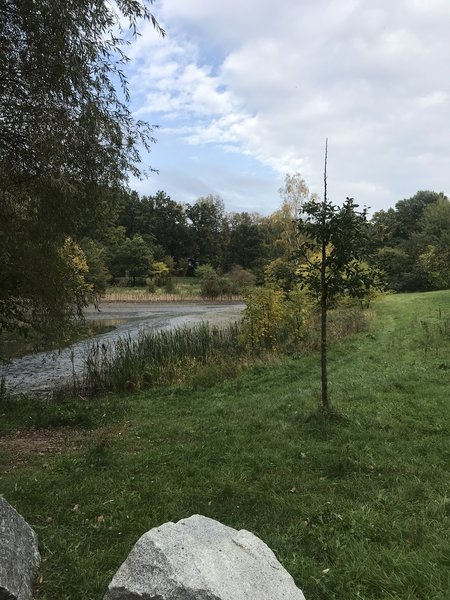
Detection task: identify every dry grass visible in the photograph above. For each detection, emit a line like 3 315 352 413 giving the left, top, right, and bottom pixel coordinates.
102 292 242 303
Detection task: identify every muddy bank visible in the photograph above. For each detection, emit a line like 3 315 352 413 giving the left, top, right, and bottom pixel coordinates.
0 302 243 395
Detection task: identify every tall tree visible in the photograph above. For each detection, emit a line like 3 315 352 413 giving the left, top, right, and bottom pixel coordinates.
263 173 314 292
393 191 445 241
186 195 226 268
116 191 144 239
266 173 313 261
415 197 450 289
370 190 448 292
0 0 163 339
107 234 153 284
297 142 379 413
227 212 266 272
146 191 192 262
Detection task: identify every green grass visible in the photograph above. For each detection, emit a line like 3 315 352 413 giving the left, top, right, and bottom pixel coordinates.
173 276 202 295
0 291 449 599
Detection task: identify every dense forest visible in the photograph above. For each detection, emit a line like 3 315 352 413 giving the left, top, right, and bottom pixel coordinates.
80 186 450 296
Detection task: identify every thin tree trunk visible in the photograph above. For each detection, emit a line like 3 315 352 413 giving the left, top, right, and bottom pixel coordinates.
321 241 329 411
321 138 329 411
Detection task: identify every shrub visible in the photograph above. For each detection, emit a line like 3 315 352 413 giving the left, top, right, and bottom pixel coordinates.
196 264 217 279
149 261 170 286
264 258 298 294
284 287 314 348
131 277 147 287
240 287 287 351
227 265 256 292
200 273 232 299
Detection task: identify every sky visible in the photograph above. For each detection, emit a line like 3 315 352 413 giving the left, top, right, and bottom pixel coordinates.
125 0 450 216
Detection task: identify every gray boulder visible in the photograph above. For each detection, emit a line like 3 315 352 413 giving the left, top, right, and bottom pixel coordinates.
0 496 40 600
104 514 306 600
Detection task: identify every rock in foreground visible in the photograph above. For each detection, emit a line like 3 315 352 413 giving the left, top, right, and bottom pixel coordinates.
104 514 306 600
0 496 41 600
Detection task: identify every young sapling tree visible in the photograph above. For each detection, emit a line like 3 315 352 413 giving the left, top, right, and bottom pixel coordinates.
297 141 380 413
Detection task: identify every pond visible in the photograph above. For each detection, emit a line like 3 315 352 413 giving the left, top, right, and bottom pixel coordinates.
0 302 244 395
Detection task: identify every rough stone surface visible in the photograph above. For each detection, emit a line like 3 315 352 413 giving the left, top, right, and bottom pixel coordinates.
0 496 40 600
104 514 306 600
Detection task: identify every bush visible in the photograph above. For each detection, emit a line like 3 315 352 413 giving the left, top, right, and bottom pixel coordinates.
149 261 171 286
284 287 314 348
196 264 217 279
200 273 232 299
240 287 287 351
81 238 110 298
227 265 256 292
131 277 147 287
264 258 298 294
110 276 148 287
240 284 347 353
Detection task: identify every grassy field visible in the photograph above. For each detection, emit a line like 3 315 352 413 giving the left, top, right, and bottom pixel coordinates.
0 291 449 599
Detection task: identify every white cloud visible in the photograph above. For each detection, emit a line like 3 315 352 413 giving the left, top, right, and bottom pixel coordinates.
127 0 450 213
417 91 449 109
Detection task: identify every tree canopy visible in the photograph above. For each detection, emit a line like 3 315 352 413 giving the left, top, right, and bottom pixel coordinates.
371 191 449 291
297 195 380 411
0 0 162 339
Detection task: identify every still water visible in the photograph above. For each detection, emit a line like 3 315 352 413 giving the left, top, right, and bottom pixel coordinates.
0 302 243 395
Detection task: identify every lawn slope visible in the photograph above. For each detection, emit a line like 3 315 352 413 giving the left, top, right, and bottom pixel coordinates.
0 291 449 599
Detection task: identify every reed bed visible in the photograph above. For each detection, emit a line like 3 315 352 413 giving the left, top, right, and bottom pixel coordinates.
81 321 242 394
102 292 242 303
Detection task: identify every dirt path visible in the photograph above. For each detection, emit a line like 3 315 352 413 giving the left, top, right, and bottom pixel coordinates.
0 302 243 395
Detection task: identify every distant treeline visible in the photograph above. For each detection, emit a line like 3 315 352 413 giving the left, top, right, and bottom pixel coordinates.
82 188 449 294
